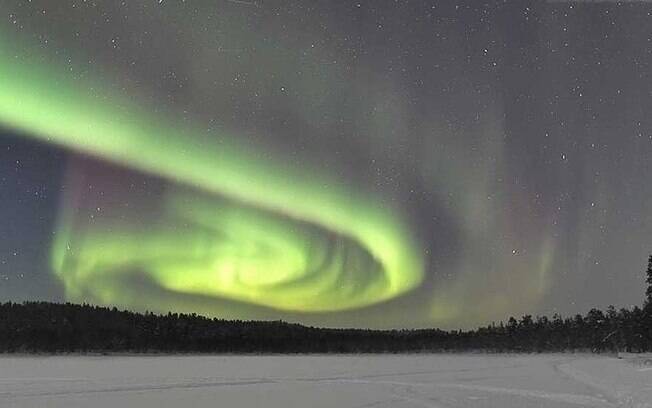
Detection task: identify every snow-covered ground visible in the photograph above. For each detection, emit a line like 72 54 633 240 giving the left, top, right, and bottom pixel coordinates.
0 354 650 407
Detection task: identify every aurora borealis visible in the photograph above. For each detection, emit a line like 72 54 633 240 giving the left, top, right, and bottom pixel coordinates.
0 26 423 313
1 1 651 328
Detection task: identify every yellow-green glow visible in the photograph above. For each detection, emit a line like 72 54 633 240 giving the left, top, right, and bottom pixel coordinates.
0 33 424 312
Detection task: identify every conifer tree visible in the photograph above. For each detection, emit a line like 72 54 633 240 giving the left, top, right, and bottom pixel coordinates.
646 254 652 308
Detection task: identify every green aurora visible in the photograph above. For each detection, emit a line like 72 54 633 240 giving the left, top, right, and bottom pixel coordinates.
0 30 424 313
7 1 649 329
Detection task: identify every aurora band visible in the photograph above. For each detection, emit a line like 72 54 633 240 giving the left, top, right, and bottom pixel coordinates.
0 32 424 313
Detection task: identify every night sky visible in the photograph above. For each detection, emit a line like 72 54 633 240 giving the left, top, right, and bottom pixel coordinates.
0 1 651 329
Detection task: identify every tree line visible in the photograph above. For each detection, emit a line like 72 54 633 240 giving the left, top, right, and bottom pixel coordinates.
1 255 651 354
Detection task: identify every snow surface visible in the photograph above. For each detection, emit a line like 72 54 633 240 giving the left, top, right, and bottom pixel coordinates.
0 354 650 407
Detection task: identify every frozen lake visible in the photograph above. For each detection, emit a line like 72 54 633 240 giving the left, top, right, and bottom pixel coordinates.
1 354 650 408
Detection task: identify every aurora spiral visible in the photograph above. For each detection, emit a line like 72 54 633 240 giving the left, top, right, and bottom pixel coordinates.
4 1 651 329
0 27 423 314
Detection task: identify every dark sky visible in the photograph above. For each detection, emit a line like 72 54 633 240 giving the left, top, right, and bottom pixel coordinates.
0 0 651 329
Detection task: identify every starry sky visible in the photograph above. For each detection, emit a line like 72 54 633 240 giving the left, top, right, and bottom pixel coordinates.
0 0 651 329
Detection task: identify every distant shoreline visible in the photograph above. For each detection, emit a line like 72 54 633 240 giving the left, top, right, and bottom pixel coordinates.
2 300 650 354
0 351 603 357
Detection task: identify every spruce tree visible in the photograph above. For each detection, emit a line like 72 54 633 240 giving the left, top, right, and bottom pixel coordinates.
646 254 652 307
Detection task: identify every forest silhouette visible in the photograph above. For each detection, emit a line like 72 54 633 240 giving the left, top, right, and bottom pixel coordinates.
1 255 651 353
